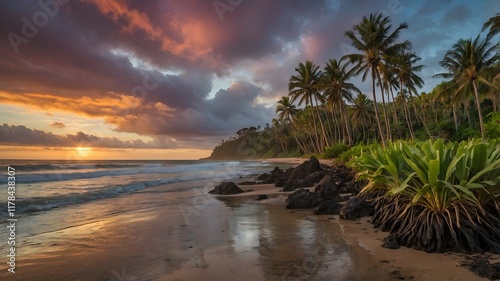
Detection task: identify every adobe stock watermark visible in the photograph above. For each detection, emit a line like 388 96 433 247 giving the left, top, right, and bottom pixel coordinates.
213 0 244 21
339 0 404 56
110 267 138 281
7 0 71 54
282 235 334 281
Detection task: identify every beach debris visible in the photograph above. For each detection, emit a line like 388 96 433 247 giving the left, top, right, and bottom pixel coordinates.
339 197 373 220
313 200 342 215
381 234 400 249
285 188 323 209
208 181 244 195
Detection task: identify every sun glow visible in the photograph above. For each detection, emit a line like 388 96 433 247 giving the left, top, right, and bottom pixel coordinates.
75 147 92 158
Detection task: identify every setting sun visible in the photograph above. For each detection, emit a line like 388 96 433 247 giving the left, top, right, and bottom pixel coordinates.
75 147 92 158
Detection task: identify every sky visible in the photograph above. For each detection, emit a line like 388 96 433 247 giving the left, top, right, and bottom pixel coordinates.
0 0 498 160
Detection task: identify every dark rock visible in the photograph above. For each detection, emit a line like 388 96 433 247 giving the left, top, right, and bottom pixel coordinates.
308 170 328 184
339 197 373 220
282 178 313 192
288 161 309 181
270 167 284 177
288 156 323 182
315 175 341 200
382 234 400 249
256 194 268 201
313 200 342 215
275 167 295 187
256 173 269 181
285 189 323 209
463 255 500 280
208 181 244 195
307 156 322 174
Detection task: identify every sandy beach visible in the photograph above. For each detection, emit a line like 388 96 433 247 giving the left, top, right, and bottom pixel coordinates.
1 158 496 281
211 157 497 281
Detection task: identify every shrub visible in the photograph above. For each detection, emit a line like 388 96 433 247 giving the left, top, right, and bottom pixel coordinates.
485 112 500 139
322 143 350 159
349 139 500 253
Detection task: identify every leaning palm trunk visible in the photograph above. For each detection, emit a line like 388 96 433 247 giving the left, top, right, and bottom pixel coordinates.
340 101 354 145
371 70 386 146
389 88 401 139
377 71 392 140
313 96 330 148
308 96 322 153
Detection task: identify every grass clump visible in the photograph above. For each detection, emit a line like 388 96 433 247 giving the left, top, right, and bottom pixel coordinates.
349 139 500 253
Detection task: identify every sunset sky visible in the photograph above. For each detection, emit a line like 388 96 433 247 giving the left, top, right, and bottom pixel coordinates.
0 0 498 160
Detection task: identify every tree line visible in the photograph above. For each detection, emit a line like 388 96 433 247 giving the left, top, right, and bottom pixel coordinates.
207 12 499 160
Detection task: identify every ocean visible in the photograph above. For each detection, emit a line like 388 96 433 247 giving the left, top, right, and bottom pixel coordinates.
0 160 271 216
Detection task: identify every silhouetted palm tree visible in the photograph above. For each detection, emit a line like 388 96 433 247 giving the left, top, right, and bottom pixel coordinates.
320 58 360 145
276 96 308 153
344 12 410 146
483 13 500 36
288 61 328 152
435 35 499 139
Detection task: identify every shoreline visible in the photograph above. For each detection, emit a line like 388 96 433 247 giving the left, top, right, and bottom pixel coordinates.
213 158 497 281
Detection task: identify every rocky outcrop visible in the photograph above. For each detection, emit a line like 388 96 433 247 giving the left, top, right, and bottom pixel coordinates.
208 181 244 195
339 197 373 220
285 189 323 209
313 200 342 215
289 156 322 182
314 175 341 201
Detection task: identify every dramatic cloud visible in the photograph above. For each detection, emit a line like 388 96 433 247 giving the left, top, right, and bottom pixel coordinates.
0 0 498 150
0 123 178 148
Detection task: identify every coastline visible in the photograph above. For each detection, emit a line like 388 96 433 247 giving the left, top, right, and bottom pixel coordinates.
213 157 497 281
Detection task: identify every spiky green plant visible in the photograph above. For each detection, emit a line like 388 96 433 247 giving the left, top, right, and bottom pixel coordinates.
349 139 500 253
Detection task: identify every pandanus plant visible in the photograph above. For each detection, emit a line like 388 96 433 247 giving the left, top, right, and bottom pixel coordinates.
349 139 500 253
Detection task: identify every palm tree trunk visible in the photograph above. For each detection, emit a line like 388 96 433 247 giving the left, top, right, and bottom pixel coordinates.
313 96 330 148
389 88 401 139
452 104 458 131
340 101 353 145
371 69 386 147
376 70 391 140
308 96 322 153
472 81 485 140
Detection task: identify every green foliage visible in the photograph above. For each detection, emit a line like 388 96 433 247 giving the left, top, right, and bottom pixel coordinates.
349 139 500 253
321 143 350 159
339 144 366 163
485 112 500 139
451 127 481 141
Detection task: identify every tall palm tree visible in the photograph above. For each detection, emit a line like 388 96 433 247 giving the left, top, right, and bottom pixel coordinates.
483 13 500 36
351 93 374 141
288 61 328 152
276 96 308 153
394 51 431 138
320 58 360 145
344 12 410 146
434 35 499 139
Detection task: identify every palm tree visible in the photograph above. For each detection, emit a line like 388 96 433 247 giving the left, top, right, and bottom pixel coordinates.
344 12 410 146
434 35 499 139
276 96 308 153
394 51 430 138
483 13 500 36
320 58 360 145
351 93 374 141
288 61 329 152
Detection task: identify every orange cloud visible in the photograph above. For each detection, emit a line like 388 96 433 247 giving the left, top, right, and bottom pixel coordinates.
0 91 144 117
83 0 215 63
